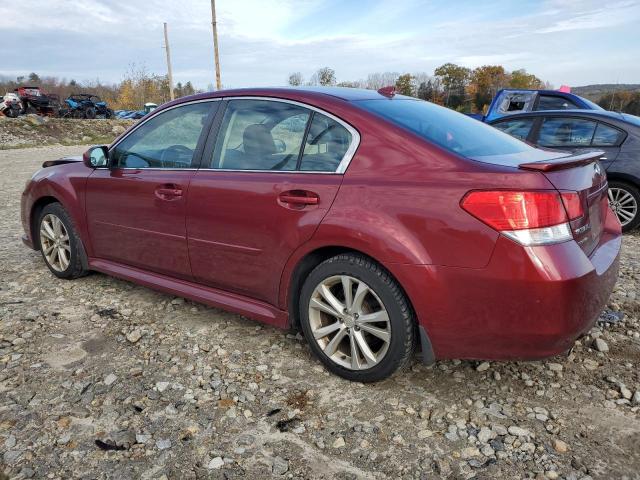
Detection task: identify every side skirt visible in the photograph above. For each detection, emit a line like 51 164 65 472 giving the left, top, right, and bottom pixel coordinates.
89 258 289 329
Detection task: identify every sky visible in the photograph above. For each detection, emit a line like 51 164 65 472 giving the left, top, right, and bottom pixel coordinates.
1 0 639 89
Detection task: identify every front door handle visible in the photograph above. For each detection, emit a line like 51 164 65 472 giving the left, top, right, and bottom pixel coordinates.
278 190 319 208
155 184 183 200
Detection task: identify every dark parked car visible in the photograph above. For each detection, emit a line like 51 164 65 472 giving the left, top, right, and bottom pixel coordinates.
21 87 621 382
490 110 640 231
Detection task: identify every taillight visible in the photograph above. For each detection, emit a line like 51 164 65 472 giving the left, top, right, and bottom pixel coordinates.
461 190 582 246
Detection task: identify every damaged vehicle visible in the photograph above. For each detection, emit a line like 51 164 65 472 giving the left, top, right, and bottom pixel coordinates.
0 92 22 118
15 86 61 116
471 88 604 122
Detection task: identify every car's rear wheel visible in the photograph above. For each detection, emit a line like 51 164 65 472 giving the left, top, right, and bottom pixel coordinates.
38 203 88 279
608 181 639 232
299 253 416 382
84 107 96 119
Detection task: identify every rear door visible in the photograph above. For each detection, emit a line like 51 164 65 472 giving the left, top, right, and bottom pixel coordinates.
533 116 624 169
86 100 218 280
186 98 358 305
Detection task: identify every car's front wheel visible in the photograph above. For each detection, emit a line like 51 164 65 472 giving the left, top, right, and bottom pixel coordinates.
608 181 640 232
38 203 88 279
299 253 416 382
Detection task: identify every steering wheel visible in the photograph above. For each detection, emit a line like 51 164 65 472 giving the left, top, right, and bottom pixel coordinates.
160 144 193 168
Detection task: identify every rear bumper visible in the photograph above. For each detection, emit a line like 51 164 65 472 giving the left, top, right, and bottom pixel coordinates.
392 209 621 361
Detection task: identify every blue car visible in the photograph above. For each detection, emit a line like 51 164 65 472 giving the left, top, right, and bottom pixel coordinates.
473 89 603 123
490 109 640 231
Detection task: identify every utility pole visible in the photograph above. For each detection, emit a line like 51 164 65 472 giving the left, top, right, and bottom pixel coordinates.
163 22 175 101
210 0 222 90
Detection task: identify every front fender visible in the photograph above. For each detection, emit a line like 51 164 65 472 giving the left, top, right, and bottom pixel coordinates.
25 163 91 254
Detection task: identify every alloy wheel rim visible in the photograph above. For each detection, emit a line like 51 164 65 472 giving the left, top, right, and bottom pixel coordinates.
608 187 638 227
40 214 71 272
308 275 391 370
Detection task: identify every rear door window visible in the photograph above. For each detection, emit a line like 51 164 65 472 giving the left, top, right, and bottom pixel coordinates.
211 99 310 171
537 117 597 147
492 118 535 141
535 95 580 111
299 113 352 171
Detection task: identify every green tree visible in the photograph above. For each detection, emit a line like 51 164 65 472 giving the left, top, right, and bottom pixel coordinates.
395 74 415 96
434 63 470 108
27 72 41 84
509 69 545 89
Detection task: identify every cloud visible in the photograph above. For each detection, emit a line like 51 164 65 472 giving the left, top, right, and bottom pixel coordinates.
0 0 638 89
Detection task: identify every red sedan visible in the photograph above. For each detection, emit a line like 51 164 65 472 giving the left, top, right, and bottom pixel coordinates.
21 87 621 382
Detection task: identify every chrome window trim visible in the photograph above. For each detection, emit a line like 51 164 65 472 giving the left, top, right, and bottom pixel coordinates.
203 96 361 174
108 98 222 153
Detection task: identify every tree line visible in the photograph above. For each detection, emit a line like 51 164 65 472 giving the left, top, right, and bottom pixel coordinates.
0 65 199 111
288 64 550 113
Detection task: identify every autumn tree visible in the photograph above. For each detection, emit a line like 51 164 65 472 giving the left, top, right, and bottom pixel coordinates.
395 74 415 96
417 79 442 103
509 69 545 89
469 65 509 111
434 63 470 109
288 72 303 86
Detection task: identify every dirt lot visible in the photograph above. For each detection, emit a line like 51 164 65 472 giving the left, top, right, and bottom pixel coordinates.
1 146 639 480
0 117 134 150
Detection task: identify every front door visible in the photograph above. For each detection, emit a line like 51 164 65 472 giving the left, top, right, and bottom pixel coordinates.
187 98 357 305
86 100 217 280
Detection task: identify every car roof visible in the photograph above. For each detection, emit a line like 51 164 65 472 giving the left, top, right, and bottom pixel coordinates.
490 109 629 123
180 86 404 103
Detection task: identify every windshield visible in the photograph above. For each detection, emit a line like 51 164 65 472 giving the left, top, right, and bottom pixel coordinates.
356 98 534 158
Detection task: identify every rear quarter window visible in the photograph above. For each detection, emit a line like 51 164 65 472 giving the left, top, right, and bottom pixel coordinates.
356 99 533 158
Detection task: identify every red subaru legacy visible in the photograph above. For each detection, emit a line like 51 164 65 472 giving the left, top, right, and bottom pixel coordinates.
21 87 621 382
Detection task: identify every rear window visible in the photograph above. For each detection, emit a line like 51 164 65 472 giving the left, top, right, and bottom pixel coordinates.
356 98 533 157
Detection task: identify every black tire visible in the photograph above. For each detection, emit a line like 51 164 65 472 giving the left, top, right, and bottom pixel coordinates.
608 181 640 232
37 203 89 279
84 107 96 119
105 109 114 119
299 253 416 382
6 105 19 118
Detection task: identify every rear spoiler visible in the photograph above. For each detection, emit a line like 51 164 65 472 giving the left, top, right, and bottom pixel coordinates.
519 151 605 172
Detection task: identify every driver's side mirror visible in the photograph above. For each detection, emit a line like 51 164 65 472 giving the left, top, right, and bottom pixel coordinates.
83 145 109 168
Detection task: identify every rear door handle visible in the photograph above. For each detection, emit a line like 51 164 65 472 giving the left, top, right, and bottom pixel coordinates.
278 190 319 207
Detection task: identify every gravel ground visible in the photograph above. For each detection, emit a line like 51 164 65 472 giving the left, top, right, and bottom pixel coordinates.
1 146 639 480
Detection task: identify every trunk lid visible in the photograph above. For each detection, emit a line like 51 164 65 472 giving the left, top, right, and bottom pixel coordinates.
519 151 608 255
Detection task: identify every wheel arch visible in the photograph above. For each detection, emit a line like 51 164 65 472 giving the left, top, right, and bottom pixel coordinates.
30 195 62 250
606 172 640 188
281 244 435 365
282 244 411 327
